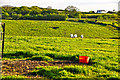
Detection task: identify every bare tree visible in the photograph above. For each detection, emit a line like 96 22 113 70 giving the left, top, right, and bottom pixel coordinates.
65 5 79 12
47 6 52 9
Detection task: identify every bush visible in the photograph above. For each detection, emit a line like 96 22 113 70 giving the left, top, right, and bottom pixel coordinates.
20 14 68 21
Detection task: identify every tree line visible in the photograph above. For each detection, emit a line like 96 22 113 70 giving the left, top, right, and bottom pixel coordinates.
1 5 118 21
2 5 81 20
2 6 65 20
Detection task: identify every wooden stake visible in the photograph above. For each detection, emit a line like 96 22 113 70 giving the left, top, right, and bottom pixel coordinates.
1 23 5 58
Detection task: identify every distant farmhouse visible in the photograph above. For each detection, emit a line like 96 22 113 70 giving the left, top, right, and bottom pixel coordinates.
96 10 106 13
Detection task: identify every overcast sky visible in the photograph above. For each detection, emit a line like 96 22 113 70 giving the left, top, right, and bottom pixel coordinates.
0 0 119 12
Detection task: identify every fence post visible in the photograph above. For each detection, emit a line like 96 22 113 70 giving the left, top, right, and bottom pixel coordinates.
1 23 5 58
1 32 2 41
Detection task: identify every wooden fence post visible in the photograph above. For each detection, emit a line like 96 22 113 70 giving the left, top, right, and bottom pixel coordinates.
1 23 5 58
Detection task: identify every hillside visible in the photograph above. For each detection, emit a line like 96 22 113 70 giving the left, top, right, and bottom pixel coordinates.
3 36 119 79
1 20 119 79
3 20 118 39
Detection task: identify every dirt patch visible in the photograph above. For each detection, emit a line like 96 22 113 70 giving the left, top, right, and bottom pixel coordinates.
2 60 81 78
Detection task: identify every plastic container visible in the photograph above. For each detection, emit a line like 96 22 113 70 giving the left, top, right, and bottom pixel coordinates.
79 56 89 64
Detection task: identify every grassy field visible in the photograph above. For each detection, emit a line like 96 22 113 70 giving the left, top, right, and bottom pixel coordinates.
3 36 119 79
3 20 118 38
2 20 119 79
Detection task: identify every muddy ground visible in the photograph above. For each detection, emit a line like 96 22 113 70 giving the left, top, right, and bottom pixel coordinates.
2 60 83 78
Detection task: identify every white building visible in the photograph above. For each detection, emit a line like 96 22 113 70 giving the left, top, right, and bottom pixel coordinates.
96 10 106 13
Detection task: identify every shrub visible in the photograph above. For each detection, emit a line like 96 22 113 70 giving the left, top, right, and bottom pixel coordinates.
17 14 68 21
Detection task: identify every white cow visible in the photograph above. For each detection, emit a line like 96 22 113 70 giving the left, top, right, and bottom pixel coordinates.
81 34 83 39
74 34 77 38
70 34 73 38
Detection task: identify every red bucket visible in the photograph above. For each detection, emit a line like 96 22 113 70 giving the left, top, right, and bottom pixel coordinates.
79 56 89 64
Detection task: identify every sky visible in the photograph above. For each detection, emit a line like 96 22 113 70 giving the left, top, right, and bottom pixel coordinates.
0 0 119 12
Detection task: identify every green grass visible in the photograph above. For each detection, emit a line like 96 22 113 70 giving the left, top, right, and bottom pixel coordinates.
2 20 119 79
3 36 119 79
2 75 27 80
32 65 119 79
3 20 118 38
4 36 118 59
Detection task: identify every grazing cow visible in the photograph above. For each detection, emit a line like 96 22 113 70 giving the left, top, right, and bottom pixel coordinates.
74 34 77 38
81 34 83 39
70 34 73 38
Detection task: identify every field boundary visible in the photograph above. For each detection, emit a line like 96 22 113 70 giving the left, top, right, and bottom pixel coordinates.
67 19 120 30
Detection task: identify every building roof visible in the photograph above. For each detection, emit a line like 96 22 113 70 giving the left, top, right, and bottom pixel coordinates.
97 10 106 11
97 10 106 13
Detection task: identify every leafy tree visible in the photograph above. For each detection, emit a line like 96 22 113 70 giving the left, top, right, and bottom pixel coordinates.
74 12 82 18
17 14 23 19
65 5 79 18
24 14 32 19
11 7 20 14
30 6 42 15
2 7 6 12
2 10 5 14
31 6 40 9
41 9 58 15
89 11 95 14
30 9 42 15
4 12 9 17
2 12 10 19
12 13 19 20
19 6 30 15
2 5 13 12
